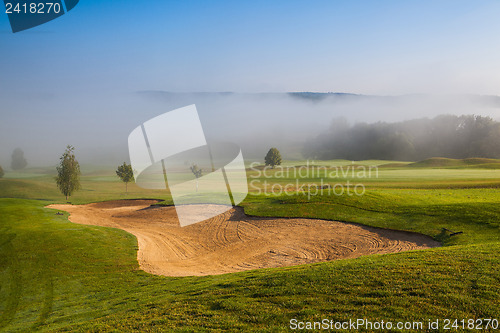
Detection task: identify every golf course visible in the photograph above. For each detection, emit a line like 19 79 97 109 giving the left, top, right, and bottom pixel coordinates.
0 158 499 332
4 0 500 331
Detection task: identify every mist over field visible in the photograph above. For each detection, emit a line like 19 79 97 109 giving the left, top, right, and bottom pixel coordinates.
1 91 500 168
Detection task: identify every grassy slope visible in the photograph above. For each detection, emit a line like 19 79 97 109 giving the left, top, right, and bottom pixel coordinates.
407 157 500 168
0 162 499 332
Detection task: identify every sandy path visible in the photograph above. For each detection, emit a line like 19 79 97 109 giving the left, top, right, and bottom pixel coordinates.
47 200 440 276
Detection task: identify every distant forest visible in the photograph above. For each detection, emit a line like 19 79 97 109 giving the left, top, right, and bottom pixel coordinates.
304 115 500 161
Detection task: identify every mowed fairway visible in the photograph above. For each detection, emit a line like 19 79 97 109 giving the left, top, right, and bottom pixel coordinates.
0 160 499 332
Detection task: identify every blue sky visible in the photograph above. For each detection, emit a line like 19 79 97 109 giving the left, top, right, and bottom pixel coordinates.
2 0 500 95
3 1 500 166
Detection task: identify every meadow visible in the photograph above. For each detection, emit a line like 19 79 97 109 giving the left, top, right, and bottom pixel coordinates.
0 159 499 332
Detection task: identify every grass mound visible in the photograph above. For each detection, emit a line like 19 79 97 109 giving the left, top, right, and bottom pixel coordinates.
463 158 500 165
408 157 500 168
409 157 464 168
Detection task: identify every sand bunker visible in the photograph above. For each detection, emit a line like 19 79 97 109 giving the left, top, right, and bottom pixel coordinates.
47 200 439 276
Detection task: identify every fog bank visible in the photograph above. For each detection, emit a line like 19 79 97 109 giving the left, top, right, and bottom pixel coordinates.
1 91 500 168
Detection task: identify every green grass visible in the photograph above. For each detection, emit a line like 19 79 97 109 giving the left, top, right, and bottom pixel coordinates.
248 159 412 168
0 172 173 205
407 157 500 168
0 161 499 331
241 188 500 246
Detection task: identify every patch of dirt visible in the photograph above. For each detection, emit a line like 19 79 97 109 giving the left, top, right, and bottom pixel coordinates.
47 200 440 276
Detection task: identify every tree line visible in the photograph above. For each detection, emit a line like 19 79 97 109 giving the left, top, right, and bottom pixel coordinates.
303 114 500 161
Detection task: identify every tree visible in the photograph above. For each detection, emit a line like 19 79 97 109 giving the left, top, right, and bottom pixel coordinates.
190 164 202 192
11 148 27 170
0 165 4 178
116 162 134 192
55 146 81 200
265 148 282 168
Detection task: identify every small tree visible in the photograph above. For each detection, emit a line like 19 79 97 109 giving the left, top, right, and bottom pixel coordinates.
116 162 134 192
265 147 282 169
55 145 81 200
190 164 202 192
0 165 4 178
11 148 27 170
